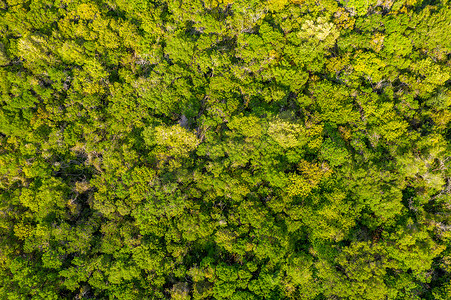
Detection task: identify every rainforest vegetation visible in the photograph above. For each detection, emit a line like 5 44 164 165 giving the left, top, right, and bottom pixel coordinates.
1 0 451 298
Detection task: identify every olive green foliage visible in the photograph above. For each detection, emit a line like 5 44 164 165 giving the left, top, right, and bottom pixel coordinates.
0 0 451 299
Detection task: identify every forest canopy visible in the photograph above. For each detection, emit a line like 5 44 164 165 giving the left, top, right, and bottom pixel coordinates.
1 0 451 299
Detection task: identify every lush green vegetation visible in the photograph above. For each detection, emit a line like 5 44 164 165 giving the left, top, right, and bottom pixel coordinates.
1 0 451 298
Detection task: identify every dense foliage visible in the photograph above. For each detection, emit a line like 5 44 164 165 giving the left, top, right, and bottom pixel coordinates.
1 0 451 298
